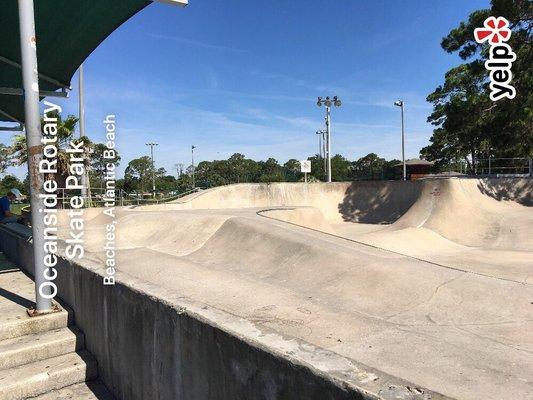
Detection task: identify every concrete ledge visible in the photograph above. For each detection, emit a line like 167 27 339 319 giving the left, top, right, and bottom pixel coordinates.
0 224 447 400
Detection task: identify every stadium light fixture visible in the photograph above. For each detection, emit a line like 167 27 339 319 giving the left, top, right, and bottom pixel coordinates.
317 96 342 183
394 100 406 180
146 142 159 196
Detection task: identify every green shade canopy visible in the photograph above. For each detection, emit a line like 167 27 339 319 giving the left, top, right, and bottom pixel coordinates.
0 0 153 123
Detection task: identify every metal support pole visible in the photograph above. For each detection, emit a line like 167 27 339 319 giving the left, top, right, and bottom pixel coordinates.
322 131 326 176
529 158 532 177
145 142 158 197
326 106 332 183
191 145 196 188
488 156 492 176
18 0 52 312
78 64 88 200
315 129 326 178
317 97 340 182
400 104 406 181
79 65 85 137
150 146 155 196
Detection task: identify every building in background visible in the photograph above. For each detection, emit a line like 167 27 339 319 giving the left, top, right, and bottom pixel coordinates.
395 159 434 180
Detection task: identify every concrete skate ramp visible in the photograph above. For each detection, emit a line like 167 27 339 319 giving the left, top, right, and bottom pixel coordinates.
476 177 532 205
67 205 532 400
158 178 532 250
31 177 531 399
387 178 532 248
82 211 231 255
157 181 423 224
248 179 532 283
235 179 531 248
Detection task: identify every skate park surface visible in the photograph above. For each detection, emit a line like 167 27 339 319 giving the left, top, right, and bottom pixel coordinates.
61 178 531 399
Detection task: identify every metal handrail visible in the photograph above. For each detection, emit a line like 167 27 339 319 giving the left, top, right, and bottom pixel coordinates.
51 186 204 209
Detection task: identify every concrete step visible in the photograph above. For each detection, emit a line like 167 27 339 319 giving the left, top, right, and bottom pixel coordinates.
27 380 115 400
0 255 72 341
0 327 84 370
0 309 71 342
0 350 97 400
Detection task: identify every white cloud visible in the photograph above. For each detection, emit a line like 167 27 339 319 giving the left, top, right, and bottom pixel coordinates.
147 33 249 54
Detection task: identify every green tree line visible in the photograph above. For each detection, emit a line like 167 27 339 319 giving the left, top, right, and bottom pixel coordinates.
112 152 402 195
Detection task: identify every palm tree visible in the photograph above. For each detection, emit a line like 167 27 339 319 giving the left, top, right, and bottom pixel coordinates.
0 143 11 174
9 111 90 189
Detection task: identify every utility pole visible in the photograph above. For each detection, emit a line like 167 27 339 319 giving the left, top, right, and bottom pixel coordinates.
317 96 341 182
191 145 196 188
316 130 322 157
394 100 406 181
316 129 326 176
146 142 158 197
78 64 89 202
326 106 331 183
18 0 52 313
79 65 85 138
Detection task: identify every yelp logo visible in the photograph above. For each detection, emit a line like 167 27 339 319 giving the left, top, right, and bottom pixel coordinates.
474 16 511 44
474 16 516 101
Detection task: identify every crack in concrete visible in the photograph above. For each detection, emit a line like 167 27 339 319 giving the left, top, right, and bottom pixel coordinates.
384 276 462 320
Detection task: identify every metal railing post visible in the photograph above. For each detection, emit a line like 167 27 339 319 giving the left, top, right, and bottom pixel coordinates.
18 0 52 312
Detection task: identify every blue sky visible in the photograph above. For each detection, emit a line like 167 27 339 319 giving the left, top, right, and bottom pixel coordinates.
4 0 489 178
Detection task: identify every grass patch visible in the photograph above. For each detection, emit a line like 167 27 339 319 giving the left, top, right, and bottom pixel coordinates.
11 203 29 215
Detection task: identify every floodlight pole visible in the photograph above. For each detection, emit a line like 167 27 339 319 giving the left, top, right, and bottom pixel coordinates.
317 96 341 183
18 0 52 312
401 104 406 181
394 100 406 181
191 145 196 189
146 142 158 197
315 130 322 158
322 131 326 175
316 129 326 175
326 106 332 183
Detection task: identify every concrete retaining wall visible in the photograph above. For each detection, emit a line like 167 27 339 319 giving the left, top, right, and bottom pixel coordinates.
0 224 443 400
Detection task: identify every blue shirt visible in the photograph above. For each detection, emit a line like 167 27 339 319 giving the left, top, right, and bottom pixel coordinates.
0 196 10 219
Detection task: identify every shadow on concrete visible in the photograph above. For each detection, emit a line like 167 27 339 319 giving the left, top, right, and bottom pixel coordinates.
338 181 421 223
74 348 116 399
476 178 532 206
0 286 34 309
84 380 116 399
0 253 18 274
